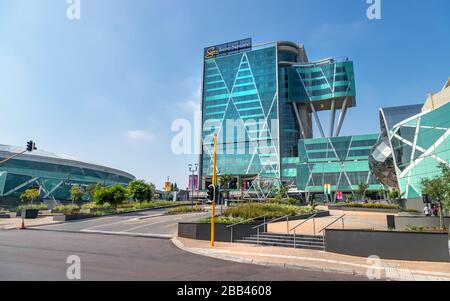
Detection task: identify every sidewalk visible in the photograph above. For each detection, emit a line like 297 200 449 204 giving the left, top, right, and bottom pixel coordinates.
0 217 61 230
173 237 450 281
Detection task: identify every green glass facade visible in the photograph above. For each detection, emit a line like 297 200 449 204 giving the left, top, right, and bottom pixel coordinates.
0 145 134 201
199 40 365 193
371 102 450 198
287 60 356 105
296 134 383 192
201 45 280 183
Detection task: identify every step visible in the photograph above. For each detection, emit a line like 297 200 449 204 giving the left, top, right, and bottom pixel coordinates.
258 233 324 240
249 234 324 242
242 237 324 246
235 240 324 250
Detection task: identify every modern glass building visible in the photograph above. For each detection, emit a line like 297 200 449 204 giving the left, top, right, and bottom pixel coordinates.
297 134 383 198
0 144 135 201
370 78 450 198
199 39 360 189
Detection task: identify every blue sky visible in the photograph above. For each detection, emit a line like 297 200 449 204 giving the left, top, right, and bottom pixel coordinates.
0 0 449 189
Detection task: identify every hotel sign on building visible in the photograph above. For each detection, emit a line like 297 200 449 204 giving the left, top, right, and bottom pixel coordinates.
204 38 252 59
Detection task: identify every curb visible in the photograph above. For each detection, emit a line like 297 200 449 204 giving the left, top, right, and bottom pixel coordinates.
27 227 173 240
170 237 450 281
171 237 366 278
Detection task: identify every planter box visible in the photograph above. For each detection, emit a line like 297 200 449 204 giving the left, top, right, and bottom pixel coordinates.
178 222 267 243
325 229 450 262
21 209 39 219
328 205 400 213
387 215 450 231
53 213 96 222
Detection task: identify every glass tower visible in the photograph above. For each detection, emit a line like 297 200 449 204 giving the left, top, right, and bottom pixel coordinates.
199 40 358 190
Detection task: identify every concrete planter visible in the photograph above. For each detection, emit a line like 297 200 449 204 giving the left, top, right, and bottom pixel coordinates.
325 229 450 262
21 209 39 219
178 222 267 243
53 213 96 222
387 215 450 231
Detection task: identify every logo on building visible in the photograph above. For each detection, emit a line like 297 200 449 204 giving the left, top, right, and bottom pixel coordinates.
204 38 252 60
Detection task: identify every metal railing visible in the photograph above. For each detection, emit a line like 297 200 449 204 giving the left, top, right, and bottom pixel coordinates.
253 215 291 245
289 214 318 248
318 214 346 234
226 214 268 243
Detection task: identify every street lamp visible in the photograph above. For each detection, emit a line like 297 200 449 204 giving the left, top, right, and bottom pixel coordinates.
188 163 198 208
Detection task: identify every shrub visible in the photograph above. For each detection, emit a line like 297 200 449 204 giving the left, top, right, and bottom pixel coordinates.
16 204 48 212
343 203 400 210
133 200 175 210
405 225 442 232
53 205 80 215
81 203 112 210
286 198 298 206
166 206 204 215
223 203 314 220
196 216 252 225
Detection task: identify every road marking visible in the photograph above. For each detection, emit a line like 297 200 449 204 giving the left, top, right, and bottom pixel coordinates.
83 214 165 231
81 229 172 239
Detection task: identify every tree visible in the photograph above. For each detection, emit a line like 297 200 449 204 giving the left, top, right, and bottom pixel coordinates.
86 183 104 201
356 183 369 201
20 188 40 205
110 185 128 207
93 186 113 206
219 174 233 202
238 178 245 201
70 185 84 205
421 163 450 230
377 187 386 202
128 180 155 204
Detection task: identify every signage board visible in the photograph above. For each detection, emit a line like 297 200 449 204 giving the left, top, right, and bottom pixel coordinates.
204 38 252 59
189 175 199 192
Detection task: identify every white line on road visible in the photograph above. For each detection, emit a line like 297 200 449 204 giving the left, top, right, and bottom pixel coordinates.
81 229 172 239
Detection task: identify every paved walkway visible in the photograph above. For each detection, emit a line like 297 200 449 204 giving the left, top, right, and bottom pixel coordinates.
0 216 60 230
268 206 394 235
173 237 450 281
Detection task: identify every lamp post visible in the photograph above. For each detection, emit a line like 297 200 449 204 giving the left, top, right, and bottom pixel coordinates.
188 163 198 208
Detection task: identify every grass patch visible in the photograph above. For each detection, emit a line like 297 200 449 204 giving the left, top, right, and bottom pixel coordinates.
223 203 315 220
52 205 80 215
405 224 446 232
342 203 400 210
196 216 252 225
16 204 48 212
166 206 204 215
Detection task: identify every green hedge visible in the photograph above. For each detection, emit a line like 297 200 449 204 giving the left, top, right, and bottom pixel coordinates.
342 203 400 210
16 204 48 212
197 216 252 225
166 206 204 215
223 203 314 220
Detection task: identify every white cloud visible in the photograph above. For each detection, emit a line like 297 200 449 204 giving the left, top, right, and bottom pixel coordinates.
176 77 201 113
125 130 154 141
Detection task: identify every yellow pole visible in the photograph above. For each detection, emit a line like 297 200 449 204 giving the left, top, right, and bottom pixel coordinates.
211 134 217 247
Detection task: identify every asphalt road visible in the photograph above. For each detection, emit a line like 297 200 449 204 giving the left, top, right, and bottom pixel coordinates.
0 230 367 281
33 208 211 238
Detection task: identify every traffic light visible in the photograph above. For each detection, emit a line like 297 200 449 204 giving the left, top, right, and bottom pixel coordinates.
207 185 215 201
26 141 36 152
207 185 219 202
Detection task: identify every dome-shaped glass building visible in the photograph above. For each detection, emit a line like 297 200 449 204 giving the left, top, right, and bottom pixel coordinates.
0 144 135 201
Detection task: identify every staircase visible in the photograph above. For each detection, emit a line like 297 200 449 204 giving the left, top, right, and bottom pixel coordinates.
236 233 324 250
